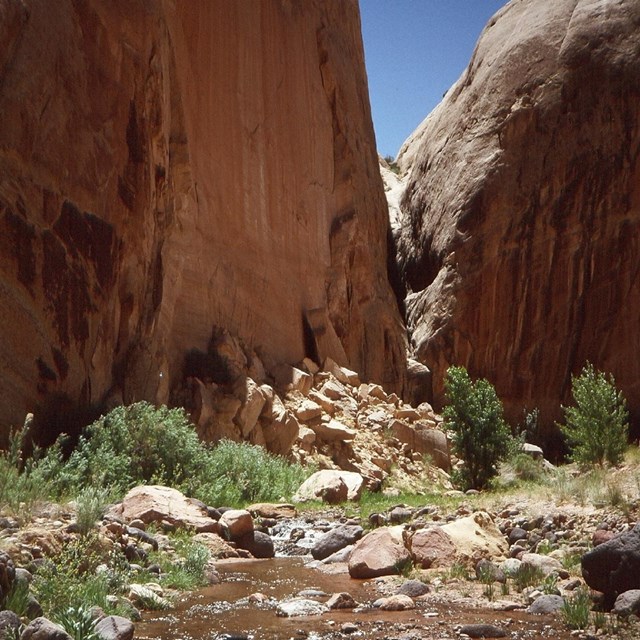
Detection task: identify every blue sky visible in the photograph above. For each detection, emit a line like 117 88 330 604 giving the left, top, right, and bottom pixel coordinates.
360 0 508 158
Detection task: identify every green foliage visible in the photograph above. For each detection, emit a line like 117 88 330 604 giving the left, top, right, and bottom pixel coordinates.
32 535 129 619
562 587 592 630
147 532 211 591
55 605 100 640
27 402 308 507
0 425 53 511
39 403 211 498
443 366 513 490
560 363 629 467
513 564 544 591
75 486 111 536
2 579 30 617
196 439 309 507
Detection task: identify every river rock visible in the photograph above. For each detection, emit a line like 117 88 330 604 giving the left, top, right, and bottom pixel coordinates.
192 532 239 559
311 524 363 560
527 594 565 614
613 589 640 617
276 599 328 617
322 545 354 564
246 503 297 520
582 524 640 606
0 551 15 600
326 592 358 609
373 594 415 611
219 510 254 540
348 526 410 578
459 624 506 638
21 617 72 640
440 512 508 561
234 531 275 559
294 470 364 503
520 553 564 577
112 486 219 534
396 579 430 598
94 616 134 640
407 526 456 569
0 611 21 639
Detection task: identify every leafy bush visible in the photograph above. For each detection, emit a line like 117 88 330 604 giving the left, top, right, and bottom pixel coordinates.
443 366 513 490
75 486 110 536
28 402 310 507
197 439 309 507
32 535 128 619
559 363 629 467
40 403 211 497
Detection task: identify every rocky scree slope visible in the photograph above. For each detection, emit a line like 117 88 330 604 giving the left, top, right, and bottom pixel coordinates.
392 0 640 439
0 0 405 444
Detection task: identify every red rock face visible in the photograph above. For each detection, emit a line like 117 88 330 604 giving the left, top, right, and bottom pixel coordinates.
396 0 640 442
0 0 405 442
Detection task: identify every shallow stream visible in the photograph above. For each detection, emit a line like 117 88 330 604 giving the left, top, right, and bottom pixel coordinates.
136 556 577 640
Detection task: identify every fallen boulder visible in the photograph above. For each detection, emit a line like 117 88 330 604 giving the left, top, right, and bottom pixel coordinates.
348 526 410 578
112 486 219 533
582 523 640 606
311 524 363 560
294 470 364 503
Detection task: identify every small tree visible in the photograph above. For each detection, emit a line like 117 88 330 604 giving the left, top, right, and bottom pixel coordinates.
443 366 512 490
560 363 628 467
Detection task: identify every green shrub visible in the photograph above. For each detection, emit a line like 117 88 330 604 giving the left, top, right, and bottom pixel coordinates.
55 605 100 640
443 366 513 490
559 363 629 467
75 486 110 536
562 587 592 630
32 536 128 619
197 440 309 507
40 402 211 498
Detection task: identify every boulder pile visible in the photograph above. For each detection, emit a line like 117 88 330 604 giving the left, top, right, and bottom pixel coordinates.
177 328 451 491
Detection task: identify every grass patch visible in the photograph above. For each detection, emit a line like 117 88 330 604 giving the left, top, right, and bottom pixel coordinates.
32 535 130 620
562 587 592 630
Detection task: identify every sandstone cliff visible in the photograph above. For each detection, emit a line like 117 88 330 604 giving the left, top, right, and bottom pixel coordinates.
0 0 406 442
396 0 640 438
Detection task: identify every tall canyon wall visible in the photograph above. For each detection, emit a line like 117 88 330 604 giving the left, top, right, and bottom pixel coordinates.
0 0 406 442
396 0 640 442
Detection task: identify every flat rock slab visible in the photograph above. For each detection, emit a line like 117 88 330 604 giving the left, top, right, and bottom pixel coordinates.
113 485 219 533
459 624 506 638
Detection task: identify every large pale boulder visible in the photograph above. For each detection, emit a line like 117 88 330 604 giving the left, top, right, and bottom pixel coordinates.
112 485 219 533
395 0 640 442
294 470 364 503
309 419 356 443
348 526 410 579
440 512 508 562
0 0 406 445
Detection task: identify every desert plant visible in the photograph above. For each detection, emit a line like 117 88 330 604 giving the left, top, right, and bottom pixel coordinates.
513 564 544 591
32 535 128 619
196 439 309 507
55 605 100 640
562 587 592 630
559 363 629 467
75 486 111 536
443 366 513 490
39 402 211 498
2 579 30 618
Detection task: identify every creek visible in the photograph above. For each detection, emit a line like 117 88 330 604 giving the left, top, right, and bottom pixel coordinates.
135 556 577 640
